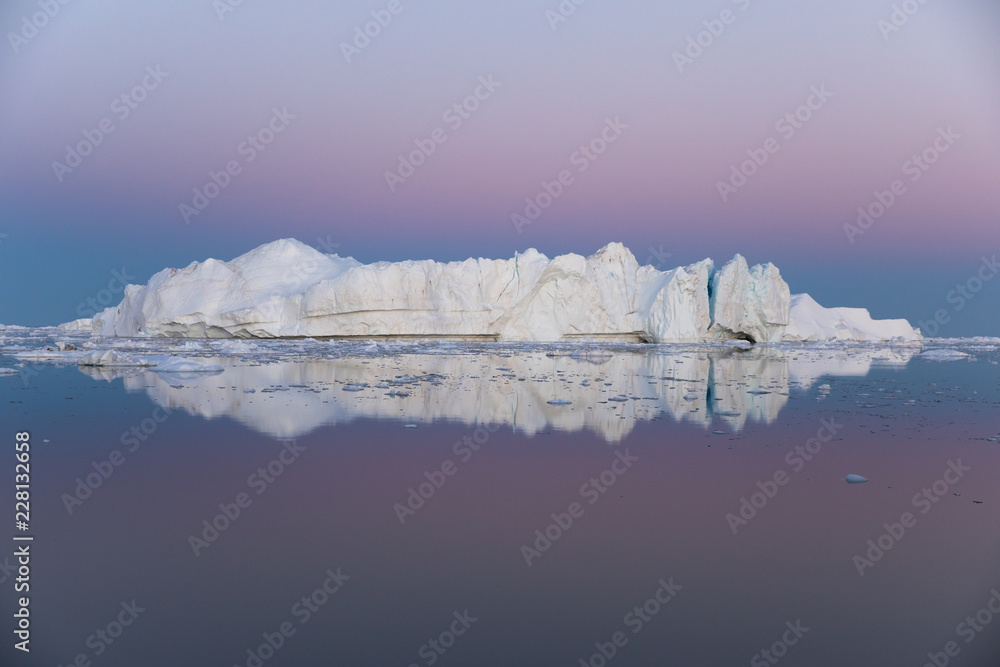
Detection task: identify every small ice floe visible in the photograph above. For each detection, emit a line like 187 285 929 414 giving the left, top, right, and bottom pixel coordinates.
387 389 410 397
143 356 224 373
547 398 572 406
683 393 698 401
845 474 869 484
78 350 157 367
716 410 741 417
920 349 969 361
608 396 629 402
722 339 753 350
818 384 831 392
747 389 770 395
712 430 727 435
214 340 259 353
15 348 82 361
0 368 19 376
403 424 418 429
342 384 366 392
243 389 256 394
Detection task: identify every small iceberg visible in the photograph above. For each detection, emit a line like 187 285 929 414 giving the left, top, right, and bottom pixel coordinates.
142 356 224 373
845 474 869 484
920 349 969 361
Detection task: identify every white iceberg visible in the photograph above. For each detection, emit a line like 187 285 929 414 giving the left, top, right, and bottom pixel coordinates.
784 294 920 342
57 318 93 332
91 239 920 343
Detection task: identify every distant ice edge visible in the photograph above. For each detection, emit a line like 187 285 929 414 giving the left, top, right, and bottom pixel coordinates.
84 239 921 343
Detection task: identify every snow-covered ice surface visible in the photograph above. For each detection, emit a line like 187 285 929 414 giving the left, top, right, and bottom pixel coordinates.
57 317 93 332
86 239 921 343
5 326 990 443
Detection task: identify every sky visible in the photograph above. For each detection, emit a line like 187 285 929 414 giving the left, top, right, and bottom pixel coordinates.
0 0 998 334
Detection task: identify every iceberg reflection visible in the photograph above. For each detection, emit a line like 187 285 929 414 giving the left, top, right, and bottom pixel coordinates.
86 345 918 442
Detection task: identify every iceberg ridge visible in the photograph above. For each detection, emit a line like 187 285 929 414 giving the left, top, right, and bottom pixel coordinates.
89 239 921 343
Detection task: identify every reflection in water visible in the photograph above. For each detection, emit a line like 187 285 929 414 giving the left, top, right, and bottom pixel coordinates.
80 345 919 442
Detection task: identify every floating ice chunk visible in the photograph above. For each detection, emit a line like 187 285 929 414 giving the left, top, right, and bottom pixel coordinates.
716 410 741 417
403 424 418 429
818 384 831 392
546 398 572 405
57 318 92 332
845 474 869 484
683 393 698 401
919 349 969 361
214 340 260 353
78 350 157 367
143 356 224 373
0 368 19 376
722 339 754 350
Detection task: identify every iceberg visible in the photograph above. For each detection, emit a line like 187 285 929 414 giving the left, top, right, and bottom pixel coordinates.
91 239 920 343
57 318 93 332
784 294 920 342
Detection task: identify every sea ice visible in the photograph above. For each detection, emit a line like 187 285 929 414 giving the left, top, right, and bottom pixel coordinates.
78 350 157 367
919 349 969 361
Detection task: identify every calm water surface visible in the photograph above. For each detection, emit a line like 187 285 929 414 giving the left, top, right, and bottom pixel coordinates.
1 332 998 666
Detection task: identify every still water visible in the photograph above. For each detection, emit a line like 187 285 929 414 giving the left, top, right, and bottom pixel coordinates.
2 332 999 666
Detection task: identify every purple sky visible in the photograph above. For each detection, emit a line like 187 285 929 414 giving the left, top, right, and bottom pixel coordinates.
1 0 998 333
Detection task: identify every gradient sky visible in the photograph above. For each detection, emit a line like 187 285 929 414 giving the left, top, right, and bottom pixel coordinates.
0 0 998 334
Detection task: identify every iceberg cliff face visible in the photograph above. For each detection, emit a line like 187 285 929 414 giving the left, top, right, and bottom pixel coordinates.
91 239 920 342
708 255 790 343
